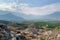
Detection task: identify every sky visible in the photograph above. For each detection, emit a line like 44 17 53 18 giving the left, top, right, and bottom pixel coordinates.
0 0 60 16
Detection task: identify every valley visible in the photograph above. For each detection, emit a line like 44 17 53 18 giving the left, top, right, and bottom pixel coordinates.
0 20 60 40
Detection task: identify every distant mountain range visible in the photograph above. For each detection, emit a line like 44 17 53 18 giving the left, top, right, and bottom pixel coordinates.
45 12 60 18
0 10 24 22
43 12 60 21
0 10 60 22
0 10 41 21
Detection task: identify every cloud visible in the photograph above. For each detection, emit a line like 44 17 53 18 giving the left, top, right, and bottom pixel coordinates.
19 3 60 16
0 3 16 11
0 3 17 15
0 3 60 16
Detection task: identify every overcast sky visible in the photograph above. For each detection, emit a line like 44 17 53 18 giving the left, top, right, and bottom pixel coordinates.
0 0 60 16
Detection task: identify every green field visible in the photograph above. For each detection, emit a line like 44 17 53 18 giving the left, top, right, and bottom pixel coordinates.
34 21 60 28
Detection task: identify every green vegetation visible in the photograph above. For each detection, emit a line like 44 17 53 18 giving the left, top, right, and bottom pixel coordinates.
1 20 60 29
34 22 60 28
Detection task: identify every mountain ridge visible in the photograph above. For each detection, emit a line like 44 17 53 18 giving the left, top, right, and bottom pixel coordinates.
0 10 60 21
0 11 24 22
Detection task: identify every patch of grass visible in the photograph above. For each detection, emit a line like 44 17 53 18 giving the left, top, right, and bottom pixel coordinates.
34 22 60 28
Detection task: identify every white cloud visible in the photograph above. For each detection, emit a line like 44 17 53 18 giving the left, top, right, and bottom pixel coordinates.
0 3 60 16
0 3 16 11
19 3 60 16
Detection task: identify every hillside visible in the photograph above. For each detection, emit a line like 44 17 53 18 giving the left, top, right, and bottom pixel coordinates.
0 11 25 22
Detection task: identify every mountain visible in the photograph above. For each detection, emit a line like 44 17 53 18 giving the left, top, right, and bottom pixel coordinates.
0 10 60 22
46 12 60 18
22 12 60 21
0 10 24 22
13 13 41 20
42 12 60 21
0 10 40 21
12 12 60 21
